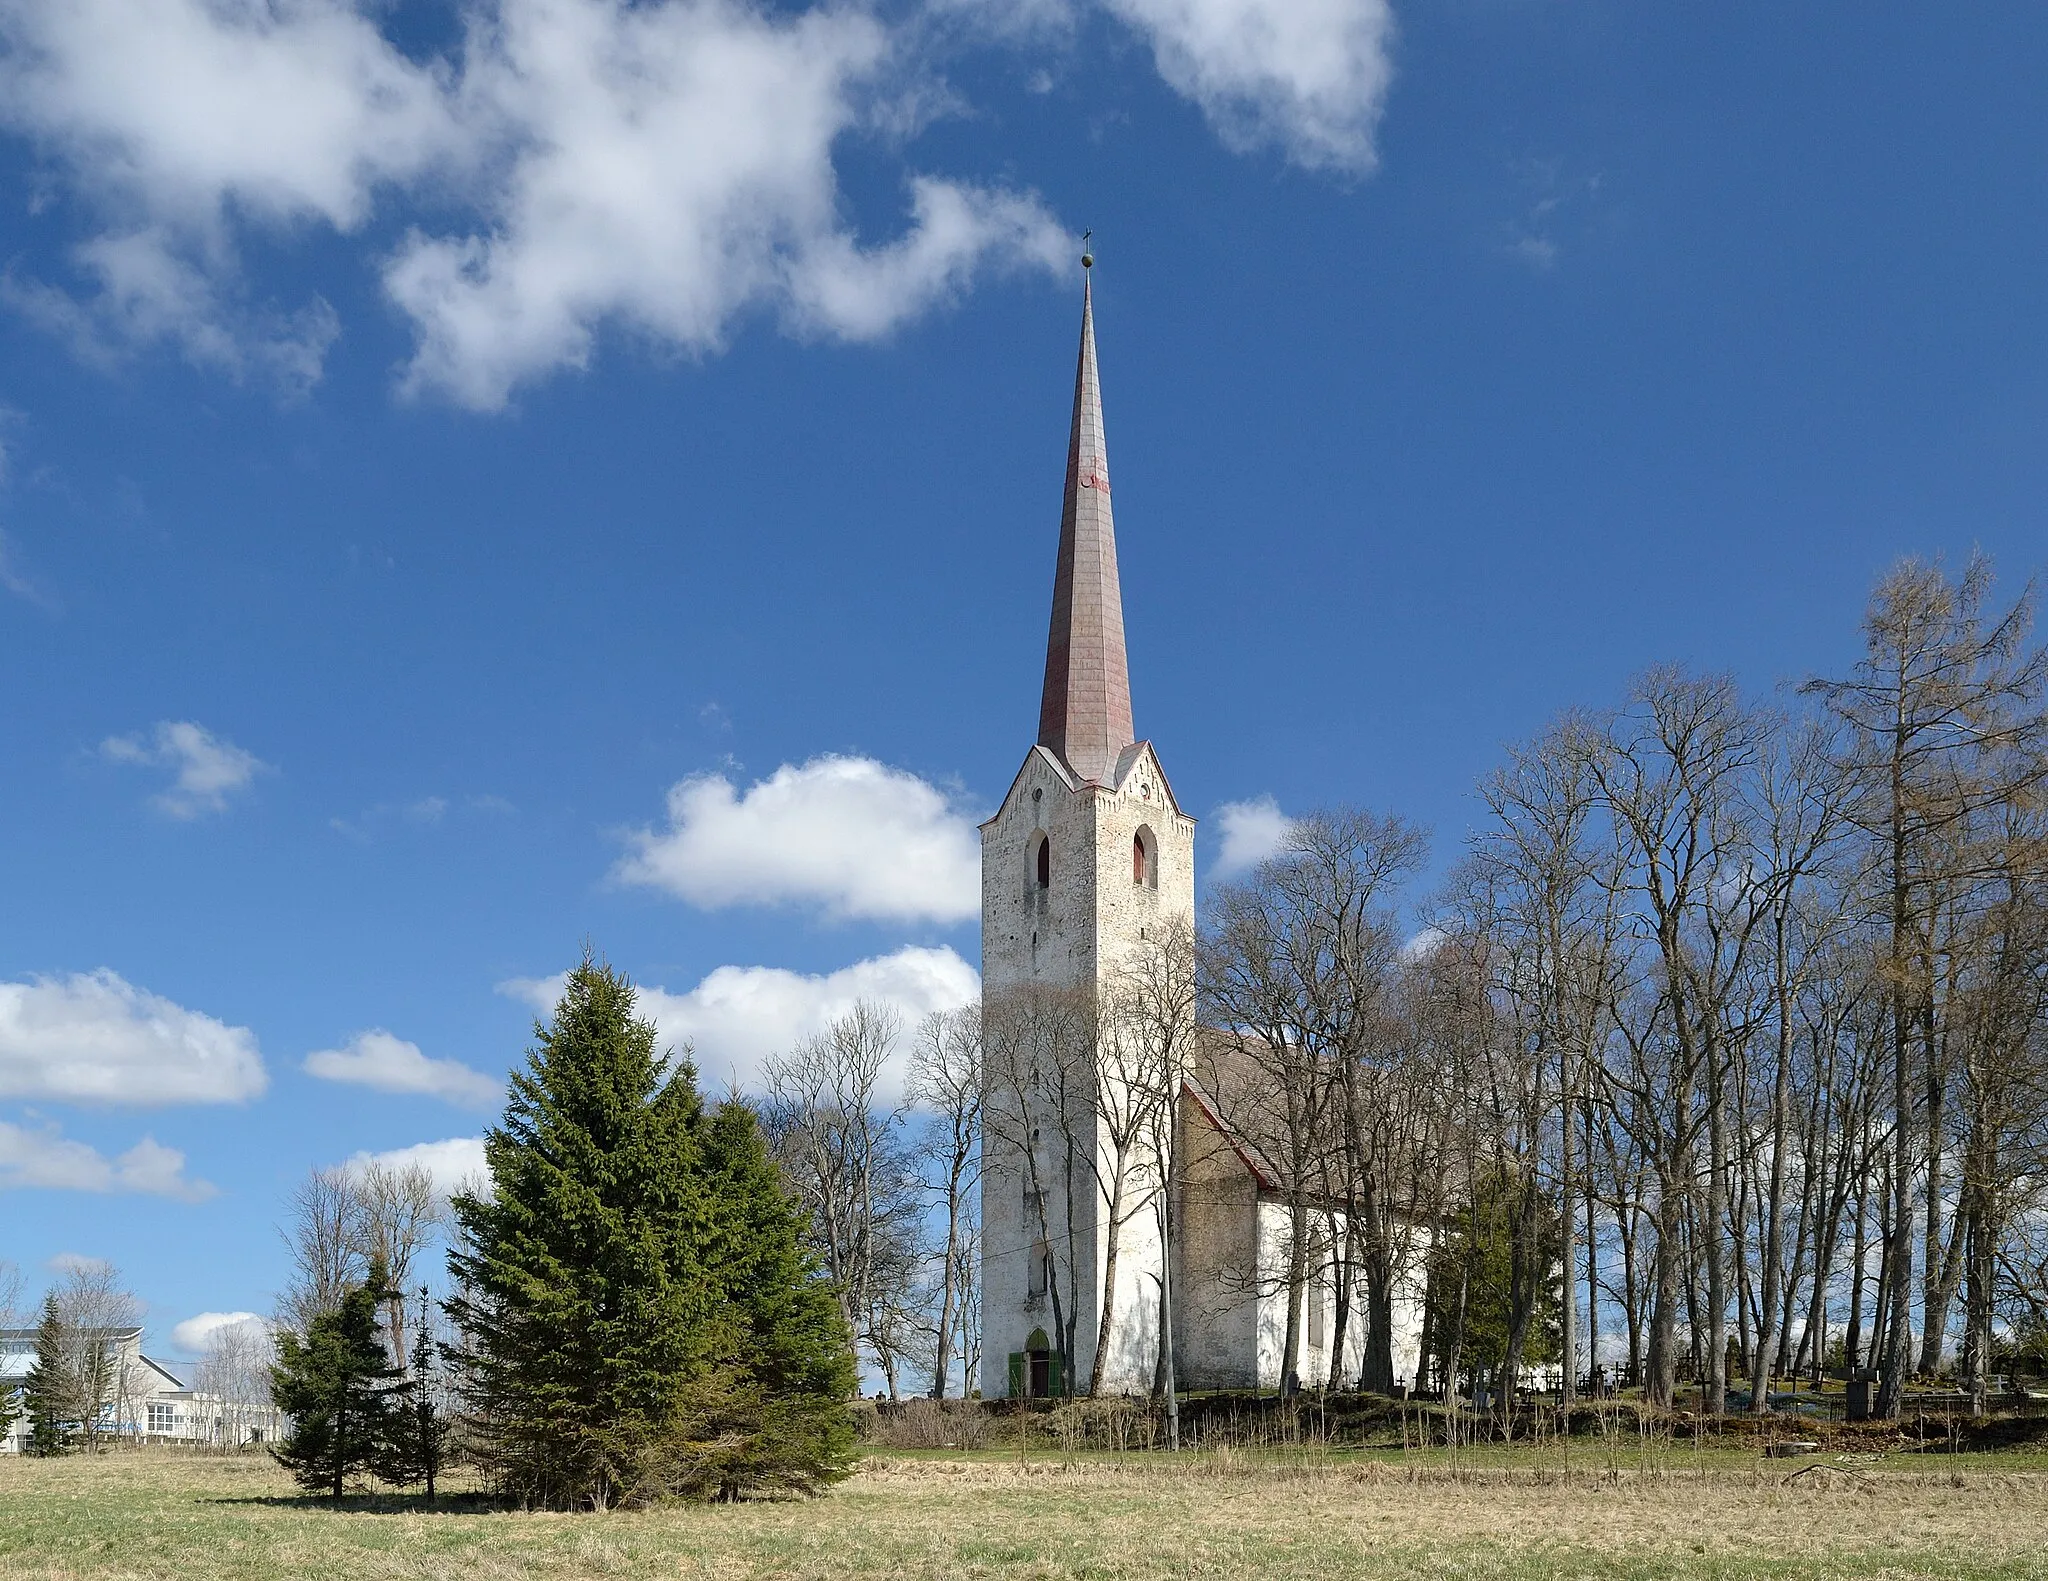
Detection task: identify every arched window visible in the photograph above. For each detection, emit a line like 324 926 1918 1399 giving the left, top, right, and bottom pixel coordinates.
1133 825 1157 888
1035 835 1051 890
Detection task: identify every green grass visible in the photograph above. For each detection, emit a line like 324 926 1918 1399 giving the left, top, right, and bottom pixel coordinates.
5 1447 2048 1579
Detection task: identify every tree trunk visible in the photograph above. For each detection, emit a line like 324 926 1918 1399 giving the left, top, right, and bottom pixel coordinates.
1088 1161 1129 1396
1279 1194 1308 1391
930 1172 962 1398
1705 1042 1730 1415
1647 1169 1682 1408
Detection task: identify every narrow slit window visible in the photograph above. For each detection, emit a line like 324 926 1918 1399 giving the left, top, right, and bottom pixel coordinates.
1036 837 1050 889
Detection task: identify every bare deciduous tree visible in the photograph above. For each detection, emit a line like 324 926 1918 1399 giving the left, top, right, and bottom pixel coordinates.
349 1162 445 1366
277 1168 366 1339
278 1160 446 1364
193 1319 279 1450
764 1000 924 1397
909 1005 981 1399
50 1260 141 1451
1807 554 2048 1416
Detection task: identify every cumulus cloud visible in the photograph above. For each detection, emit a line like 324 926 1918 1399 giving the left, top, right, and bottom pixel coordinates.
0 970 266 1105
385 4 1069 409
303 1030 501 1109
100 720 268 818
0 1118 215 1200
170 1310 267 1354
0 0 453 386
615 755 981 924
501 943 978 1097
1211 794 1294 878
0 0 1396 403
0 0 1067 405
341 1136 489 1199
1105 0 1395 172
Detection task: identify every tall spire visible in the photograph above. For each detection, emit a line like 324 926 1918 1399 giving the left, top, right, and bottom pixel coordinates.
1037 266 1135 784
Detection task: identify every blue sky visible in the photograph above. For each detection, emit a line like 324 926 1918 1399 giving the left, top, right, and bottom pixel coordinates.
2 0 2045 1357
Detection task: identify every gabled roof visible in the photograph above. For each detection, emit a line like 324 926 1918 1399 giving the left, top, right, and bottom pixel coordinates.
1181 1075 1283 1193
137 1356 186 1391
981 743 1081 831
1109 740 1193 821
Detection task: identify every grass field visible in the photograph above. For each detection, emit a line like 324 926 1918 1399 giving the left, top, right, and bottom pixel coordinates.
6 1447 2048 1580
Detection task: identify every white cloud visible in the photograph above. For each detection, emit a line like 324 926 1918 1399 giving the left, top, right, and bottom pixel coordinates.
303 1030 501 1110
2 231 340 394
1211 794 1294 878
0 0 454 386
1105 0 1395 173
385 2 1069 409
0 970 266 1105
1401 925 1446 961
0 1118 215 1201
2 0 1400 399
48 1251 113 1276
615 755 981 923
501 943 979 1097
170 1310 266 1354
101 720 268 818
0 0 1067 406
341 1136 489 1199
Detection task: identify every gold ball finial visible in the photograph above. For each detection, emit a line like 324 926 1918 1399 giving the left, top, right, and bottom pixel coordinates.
1081 228 1093 269
1081 252 1093 269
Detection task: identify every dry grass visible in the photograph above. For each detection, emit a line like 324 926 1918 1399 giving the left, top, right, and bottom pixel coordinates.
5 1448 2048 1580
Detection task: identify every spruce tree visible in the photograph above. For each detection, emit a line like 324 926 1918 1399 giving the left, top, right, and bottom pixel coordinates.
23 1294 73 1457
683 1100 858 1499
448 956 860 1507
386 1285 449 1502
446 957 714 1509
270 1261 405 1500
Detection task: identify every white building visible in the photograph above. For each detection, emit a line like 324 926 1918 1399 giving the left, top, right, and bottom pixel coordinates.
977 269 1427 1399
0 1327 278 1451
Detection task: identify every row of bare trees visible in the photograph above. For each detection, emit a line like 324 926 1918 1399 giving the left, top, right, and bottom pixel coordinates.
1220 554 2048 1418
1219 556 2048 1418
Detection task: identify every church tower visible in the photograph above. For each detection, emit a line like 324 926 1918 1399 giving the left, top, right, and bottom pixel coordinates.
979 267 1197 1398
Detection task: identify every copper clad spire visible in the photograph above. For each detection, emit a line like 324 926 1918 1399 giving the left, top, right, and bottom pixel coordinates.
1037 268 1135 783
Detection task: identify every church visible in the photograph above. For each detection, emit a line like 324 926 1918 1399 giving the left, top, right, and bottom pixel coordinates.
977 266 1427 1399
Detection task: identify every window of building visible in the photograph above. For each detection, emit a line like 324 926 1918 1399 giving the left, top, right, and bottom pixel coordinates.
1028 1238 1051 1299
147 1402 176 1434
1133 825 1157 888
1308 1283 1327 1349
1035 835 1050 889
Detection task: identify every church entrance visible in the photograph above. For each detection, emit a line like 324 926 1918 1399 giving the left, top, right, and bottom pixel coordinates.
1007 1328 1063 1399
